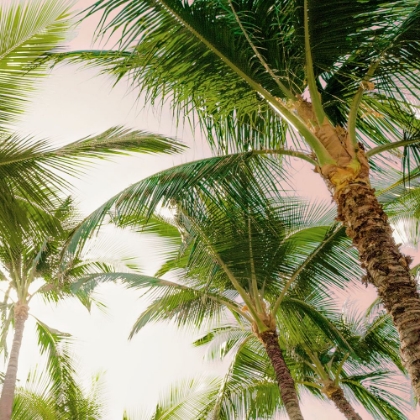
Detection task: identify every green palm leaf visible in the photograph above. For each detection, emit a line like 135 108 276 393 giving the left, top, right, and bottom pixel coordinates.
64 151 284 255
0 0 73 129
0 127 183 239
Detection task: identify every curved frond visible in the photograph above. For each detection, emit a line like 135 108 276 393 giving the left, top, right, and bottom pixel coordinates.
65 152 283 255
0 0 73 128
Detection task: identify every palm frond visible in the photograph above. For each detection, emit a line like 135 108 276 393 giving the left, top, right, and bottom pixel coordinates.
34 319 103 418
65 152 284 255
342 371 410 420
0 0 73 128
79 0 302 152
137 377 221 420
0 127 182 241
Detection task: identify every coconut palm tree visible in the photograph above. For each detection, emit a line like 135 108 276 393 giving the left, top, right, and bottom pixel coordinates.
65 0 420 395
64 138 419 418
190 309 409 420
286 309 408 420
73 183 366 419
134 239 410 419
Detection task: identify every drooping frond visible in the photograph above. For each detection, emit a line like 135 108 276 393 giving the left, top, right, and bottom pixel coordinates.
65 152 284 255
0 127 183 240
34 320 104 418
77 0 420 164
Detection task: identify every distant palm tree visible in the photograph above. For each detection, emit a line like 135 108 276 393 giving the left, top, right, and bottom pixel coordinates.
74 184 365 420
0 197 138 419
190 309 408 420
133 307 409 420
65 0 420 396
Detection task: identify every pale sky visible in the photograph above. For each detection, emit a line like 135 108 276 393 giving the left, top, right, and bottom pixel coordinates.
3 0 420 419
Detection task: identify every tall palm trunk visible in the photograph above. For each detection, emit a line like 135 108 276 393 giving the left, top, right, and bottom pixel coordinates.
302 109 420 398
323 381 362 420
0 302 29 420
259 330 304 420
334 175 420 398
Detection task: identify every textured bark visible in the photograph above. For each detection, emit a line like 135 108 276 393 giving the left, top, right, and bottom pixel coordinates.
334 175 420 399
297 97 420 397
260 330 304 420
0 303 29 420
323 382 363 420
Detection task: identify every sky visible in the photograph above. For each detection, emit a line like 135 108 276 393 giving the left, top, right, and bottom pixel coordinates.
2 0 420 418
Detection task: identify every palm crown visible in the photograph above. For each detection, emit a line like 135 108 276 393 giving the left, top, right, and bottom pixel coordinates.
79 0 419 161
73 173 370 419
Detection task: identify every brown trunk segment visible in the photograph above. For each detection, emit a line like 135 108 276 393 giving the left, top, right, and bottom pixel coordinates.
259 330 304 420
323 382 363 420
0 303 29 420
303 105 420 399
334 174 420 399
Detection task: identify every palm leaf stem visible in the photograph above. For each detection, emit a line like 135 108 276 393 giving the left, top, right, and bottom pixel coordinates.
303 0 327 125
227 0 294 101
300 381 321 389
333 353 350 385
43 49 132 65
183 211 266 331
247 216 264 315
212 299 253 323
302 345 329 381
348 60 380 148
253 149 316 165
367 137 420 157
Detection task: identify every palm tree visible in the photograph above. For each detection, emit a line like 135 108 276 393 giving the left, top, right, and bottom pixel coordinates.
74 185 366 419
0 197 142 420
64 140 418 418
66 0 420 395
137 278 410 420
281 307 409 420
143 314 409 420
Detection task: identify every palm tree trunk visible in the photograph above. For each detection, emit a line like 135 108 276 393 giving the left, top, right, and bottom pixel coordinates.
259 330 304 420
323 382 362 420
306 114 420 399
0 302 29 420
334 175 420 399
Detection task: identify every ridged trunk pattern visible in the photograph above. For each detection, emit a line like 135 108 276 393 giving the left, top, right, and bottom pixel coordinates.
259 330 304 420
324 383 363 420
296 97 420 397
335 178 420 399
0 303 29 420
